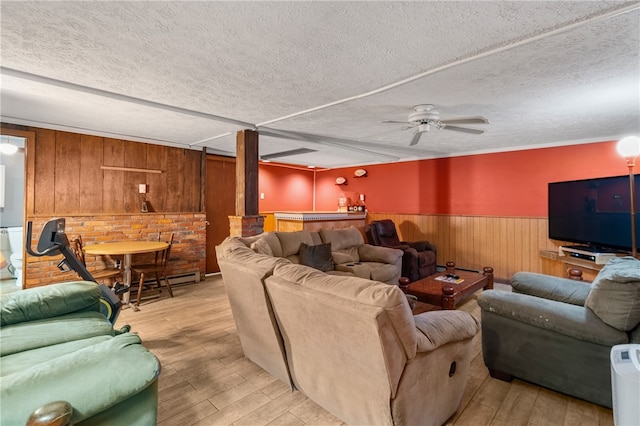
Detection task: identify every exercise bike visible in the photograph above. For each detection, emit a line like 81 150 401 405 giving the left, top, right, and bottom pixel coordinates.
25 218 122 324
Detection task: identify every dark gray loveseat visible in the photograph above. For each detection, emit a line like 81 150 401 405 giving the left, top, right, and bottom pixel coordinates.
477 256 640 407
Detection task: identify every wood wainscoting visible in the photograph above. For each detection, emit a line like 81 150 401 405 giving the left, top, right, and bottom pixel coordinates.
367 213 558 282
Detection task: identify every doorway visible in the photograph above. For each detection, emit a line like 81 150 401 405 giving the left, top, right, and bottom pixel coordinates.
0 133 26 293
205 155 236 273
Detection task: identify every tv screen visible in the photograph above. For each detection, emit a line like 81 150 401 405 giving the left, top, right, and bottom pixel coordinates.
548 174 640 252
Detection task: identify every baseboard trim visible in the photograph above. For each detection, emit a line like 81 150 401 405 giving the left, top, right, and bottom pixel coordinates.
134 271 200 286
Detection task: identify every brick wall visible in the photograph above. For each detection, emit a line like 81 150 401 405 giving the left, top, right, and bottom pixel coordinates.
228 215 264 237
24 213 206 288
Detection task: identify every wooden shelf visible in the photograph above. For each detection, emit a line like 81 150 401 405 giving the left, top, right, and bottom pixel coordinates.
539 250 603 281
539 250 604 271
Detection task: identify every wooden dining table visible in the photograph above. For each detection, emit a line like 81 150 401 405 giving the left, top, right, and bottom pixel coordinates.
84 241 169 310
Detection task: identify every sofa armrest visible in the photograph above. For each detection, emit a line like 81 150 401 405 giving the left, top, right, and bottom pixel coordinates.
511 272 591 306
477 290 628 346
0 333 160 425
358 244 403 265
388 244 411 250
403 240 436 253
414 310 479 352
1 281 100 327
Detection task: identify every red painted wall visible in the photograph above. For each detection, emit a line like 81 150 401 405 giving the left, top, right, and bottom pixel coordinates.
258 163 314 211
314 140 630 217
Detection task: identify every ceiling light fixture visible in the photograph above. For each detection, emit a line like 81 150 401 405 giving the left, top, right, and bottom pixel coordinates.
0 141 18 155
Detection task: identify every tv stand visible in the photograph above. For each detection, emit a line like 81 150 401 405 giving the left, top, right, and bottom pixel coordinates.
539 250 604 281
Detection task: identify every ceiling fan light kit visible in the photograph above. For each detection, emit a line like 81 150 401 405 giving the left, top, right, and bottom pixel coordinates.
385 104 489 146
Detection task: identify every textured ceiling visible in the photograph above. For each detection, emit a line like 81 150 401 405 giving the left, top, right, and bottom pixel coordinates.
1 1 639 168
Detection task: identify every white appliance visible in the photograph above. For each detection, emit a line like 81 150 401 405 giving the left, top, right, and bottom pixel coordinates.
611 344 640 426
559 246 618 265
6 226 23 286
0 229 11 279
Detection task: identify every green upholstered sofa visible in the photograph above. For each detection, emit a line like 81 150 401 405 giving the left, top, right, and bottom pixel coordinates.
0 281 161 425
217 235 480 426
477 256 640 408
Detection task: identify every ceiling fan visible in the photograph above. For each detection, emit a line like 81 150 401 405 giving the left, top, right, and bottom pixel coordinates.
383 104 489 146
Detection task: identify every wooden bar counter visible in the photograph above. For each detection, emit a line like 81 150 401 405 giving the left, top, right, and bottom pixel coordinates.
273 211 367 232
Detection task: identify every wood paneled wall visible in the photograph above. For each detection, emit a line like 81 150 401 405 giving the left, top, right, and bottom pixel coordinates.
367 212 558 282
26 128 202 215
1 124 208 288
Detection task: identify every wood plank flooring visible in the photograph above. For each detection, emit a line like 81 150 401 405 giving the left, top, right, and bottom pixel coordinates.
115 276 614 426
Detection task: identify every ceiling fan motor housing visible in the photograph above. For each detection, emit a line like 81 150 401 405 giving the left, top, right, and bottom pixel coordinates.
408 110 440 125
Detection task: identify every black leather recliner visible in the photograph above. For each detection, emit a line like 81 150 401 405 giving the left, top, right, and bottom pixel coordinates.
364 219 437 282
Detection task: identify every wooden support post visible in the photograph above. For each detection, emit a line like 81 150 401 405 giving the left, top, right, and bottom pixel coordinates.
236 129 259 217
231 129 263 237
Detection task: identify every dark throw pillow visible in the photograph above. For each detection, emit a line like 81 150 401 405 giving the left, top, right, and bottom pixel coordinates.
299 242 335 272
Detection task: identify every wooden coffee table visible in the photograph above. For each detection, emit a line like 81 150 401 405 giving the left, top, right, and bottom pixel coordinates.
402 263 494 310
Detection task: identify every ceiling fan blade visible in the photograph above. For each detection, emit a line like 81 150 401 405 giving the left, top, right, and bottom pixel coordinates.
440 116 489 125
381 120 410 124
443 125 484 134
409 130 423 146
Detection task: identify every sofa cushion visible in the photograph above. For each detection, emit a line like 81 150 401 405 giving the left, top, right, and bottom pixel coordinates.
334 262 398 284
261 232 284 258
276 231 315 258
332 247 360 264
299 242 334 272
320 227 364 251
585 256 640 331
358 244 403 265
239 232 283 258
251 237 274 256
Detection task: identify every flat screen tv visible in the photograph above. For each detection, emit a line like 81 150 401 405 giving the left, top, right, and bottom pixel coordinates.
548 174 640 252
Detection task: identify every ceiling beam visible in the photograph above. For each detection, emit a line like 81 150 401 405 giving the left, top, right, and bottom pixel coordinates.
1 67 256 128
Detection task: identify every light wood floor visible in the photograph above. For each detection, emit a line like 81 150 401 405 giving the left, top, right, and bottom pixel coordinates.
115 276 614 426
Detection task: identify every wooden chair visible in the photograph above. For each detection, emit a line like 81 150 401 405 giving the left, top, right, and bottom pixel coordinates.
133 233 174 306
70 236 122 286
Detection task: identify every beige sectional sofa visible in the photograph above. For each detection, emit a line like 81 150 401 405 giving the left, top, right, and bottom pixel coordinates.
244 227 403 284
216 228 480 426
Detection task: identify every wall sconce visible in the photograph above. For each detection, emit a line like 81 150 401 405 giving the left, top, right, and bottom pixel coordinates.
139 184 149 213
616 136 640 257
335 177 347 185
354 169 367 178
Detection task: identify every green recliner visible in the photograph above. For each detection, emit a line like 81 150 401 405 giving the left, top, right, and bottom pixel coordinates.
0 281 160 425
477 256 640 408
